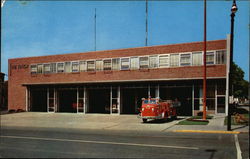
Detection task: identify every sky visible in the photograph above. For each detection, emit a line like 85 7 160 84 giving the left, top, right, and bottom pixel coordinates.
1 0 249 81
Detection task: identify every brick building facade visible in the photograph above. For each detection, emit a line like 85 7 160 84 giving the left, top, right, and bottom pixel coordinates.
8 38 230 116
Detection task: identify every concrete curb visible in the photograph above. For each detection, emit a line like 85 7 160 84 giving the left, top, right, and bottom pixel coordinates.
173 130 241 134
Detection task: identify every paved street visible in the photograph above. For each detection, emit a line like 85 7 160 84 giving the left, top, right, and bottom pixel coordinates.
0 112 249 158
0 126 248 158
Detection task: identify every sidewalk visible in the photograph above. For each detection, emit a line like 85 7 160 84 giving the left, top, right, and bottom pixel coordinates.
169 114 249 134
0 112 249 134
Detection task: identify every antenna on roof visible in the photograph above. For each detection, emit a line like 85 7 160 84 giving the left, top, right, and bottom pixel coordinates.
94 8 97 51
145 0 148 46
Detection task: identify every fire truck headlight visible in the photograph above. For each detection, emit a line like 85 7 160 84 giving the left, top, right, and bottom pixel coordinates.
152 108 154 112
142 108 144 111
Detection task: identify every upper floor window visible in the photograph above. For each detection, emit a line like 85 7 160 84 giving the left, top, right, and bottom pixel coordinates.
64 62 71 73
121 58 130 70
149 55 158 68
180 53 191 66
51 63 57 73
139 56 149 69
79 61 86 72
72 61 79 72
206 51 215 65
216 50 226 64
103 59 112 71
170 54 179 67
87 61 95 72
57 63 64 73
130 57 139 70
159 55 169 68
192 52 202 66
112 58 120 70
43 64 51 74
37 64 43 74
30 65 37 74
96 60 103 71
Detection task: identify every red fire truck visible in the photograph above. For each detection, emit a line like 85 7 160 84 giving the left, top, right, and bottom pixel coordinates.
138 97 179 123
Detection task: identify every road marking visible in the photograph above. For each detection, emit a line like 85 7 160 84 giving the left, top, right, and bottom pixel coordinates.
234 134 242 159
173 130 240 134
1 135 198 150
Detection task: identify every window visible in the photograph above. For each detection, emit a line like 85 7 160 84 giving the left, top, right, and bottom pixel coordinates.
130 57 139 70
43 64 51 74
180 53 191 66
216 50 226 64
149 56 158 68
206 51 215 64
159 55 169 67
170 54 179 67
103 59 112 71
51 63 57 73
96 60 103 71
79 61 86 72
139 56 149 69
121 58 130 70
112 58 120 70
64 62 71 73
30 65 37 74
57 63 64 73
72 61 79 72
87 61 95 72
192 52 202 66
37 64 43 74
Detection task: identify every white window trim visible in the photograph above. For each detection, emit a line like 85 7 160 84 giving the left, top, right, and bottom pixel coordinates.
205 51 216 65
192 51 203 66
71 61 80 72
57 62 65 73
159 54 169 68
95 59 103 71
170 53 180 67
43 63 51 74
130 56 139 70
179 52 192 66
149 55 159 68
64 61 72 73
86 60 96 72
103 58 112 71
50 63 57 73
37 63 43 74
120 57 130 70
79 61 87 72
215 49 227 65
112 58 120 70
30 64 37 74
139 56 149 69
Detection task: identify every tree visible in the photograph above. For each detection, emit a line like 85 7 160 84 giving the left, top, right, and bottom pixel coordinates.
231 62 249 98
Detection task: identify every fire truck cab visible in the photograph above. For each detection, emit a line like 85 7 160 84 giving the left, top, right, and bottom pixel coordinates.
138 97 178 123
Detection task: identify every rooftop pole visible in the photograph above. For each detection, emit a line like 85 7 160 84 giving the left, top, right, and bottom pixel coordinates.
202 0 207 120
94 8 96 51
145 0 148 46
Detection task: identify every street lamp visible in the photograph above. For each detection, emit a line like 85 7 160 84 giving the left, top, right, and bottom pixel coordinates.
227 0 238 131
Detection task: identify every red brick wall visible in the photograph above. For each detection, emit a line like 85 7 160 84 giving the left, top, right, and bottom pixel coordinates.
8 40 227 110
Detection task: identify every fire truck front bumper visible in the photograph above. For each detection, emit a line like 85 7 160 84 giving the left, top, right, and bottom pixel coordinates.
137 113 162 119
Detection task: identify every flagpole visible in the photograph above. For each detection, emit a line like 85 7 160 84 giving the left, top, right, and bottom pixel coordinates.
202 0 207 120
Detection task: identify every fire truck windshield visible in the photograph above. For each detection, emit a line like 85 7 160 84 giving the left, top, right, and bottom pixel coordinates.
144 100 156 104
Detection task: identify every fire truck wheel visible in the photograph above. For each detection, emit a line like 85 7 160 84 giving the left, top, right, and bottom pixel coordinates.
142 119 147 123
171 116 177 120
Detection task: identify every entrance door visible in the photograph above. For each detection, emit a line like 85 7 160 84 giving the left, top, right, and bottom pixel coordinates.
48 88 56 113
217 96 225 113
111 87 120 115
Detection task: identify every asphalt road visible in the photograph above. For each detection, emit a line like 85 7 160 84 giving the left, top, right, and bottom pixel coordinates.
0 126 248 158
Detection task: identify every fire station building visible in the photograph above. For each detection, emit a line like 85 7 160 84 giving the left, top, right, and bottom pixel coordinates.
8 37 230 116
